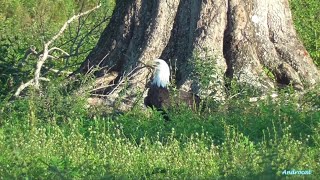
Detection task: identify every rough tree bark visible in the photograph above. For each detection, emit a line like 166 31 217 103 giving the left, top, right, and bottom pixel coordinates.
78 0 319 110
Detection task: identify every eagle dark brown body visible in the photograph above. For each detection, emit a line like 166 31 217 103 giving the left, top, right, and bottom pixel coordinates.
144 85 170 110
144 59 201 119
144 85 201 111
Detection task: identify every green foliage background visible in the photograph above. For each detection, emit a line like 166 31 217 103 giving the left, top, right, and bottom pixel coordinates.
290 0 320 66
0 0 115 99
0 0 319 179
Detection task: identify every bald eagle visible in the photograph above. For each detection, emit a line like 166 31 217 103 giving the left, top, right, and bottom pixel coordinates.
144 59 201 119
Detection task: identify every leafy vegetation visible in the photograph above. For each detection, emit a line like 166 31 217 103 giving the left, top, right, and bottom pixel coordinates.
0 83 319 179
0 0 115 99
290 0 320 66
0 0 319 179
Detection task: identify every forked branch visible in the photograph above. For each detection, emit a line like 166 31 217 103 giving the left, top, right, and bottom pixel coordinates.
14 4 101 97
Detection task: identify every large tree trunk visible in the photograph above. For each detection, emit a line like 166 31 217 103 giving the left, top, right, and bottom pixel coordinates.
78 0 319 110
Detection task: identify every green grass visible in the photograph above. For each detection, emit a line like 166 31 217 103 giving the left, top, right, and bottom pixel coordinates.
0 83 319 179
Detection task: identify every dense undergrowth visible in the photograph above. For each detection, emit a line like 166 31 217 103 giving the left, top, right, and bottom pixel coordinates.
0 0 115 99
0 0 320 179
0 82 319 179
290 0 320 66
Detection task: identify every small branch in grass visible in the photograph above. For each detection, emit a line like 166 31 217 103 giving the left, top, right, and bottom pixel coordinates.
14 77 49 97
105 65 149 96
43 66 72 75
106 69 133 96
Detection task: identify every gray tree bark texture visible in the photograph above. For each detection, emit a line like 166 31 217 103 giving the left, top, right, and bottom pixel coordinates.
78 0 319 110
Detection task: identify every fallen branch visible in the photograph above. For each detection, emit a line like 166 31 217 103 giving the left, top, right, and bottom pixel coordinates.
14 4 101 97
14 77 50 97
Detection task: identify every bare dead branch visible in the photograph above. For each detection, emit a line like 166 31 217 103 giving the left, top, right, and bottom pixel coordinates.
14 79 35 97
48 47 70 56
43 66 72 75
47 55 58 59
39 77 50 81
89 84 114 92
14 4 101 97
106 66 145 96
86 51 111 75
90 94 109 97
14 77 49 97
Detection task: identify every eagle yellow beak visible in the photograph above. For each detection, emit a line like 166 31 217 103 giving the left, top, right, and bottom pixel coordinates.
145 60 158 69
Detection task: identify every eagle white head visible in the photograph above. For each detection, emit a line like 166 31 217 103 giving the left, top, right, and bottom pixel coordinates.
152 59 170 88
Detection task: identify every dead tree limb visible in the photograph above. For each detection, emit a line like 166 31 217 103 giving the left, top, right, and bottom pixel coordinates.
14 4 101 97
14 77 50 97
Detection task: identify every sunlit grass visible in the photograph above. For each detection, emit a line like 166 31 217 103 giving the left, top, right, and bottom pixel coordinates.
0 84 319 179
